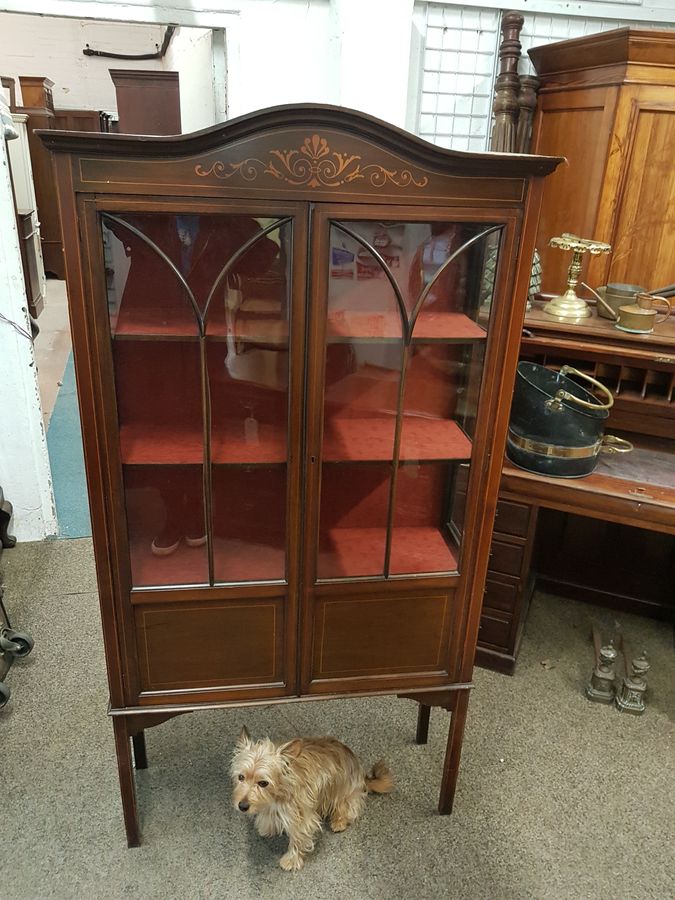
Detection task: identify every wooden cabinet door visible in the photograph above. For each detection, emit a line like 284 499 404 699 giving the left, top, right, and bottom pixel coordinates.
531 85 619 293
83 198 308 704
300 203 517 694
599 85 675 290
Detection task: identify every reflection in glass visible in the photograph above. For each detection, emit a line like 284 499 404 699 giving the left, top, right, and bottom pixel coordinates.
124 466 208 587
103 213 291 588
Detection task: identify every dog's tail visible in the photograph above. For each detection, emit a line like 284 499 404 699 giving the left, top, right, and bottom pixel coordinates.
366 759 394 794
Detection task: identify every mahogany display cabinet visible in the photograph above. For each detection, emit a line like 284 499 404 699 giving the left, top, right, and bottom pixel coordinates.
41 105 560 845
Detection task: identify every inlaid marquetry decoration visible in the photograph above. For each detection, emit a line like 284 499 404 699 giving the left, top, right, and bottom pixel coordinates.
195 134 429 189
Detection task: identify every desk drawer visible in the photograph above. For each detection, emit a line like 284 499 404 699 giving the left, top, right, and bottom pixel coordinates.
494 500 531 538
478 612 512 650
488 539 525 577
484 573 519 614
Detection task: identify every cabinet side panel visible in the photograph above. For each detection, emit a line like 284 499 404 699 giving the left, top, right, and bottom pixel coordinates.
531 87 617 293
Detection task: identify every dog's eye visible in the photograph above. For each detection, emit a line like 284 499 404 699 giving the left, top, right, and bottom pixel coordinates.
257 780 269 788
238 774 245 782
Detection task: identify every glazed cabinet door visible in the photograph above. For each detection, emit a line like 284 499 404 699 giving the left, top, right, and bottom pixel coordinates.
87 199 307 702
301 204 514 694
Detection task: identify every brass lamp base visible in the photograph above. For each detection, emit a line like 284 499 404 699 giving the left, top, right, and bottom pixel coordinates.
546 234 612 323
543 288 592 322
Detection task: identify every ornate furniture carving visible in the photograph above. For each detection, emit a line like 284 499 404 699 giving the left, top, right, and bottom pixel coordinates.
41 105 560 844
490 11 524 152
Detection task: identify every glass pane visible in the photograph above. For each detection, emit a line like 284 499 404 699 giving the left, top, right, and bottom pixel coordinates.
318 464 391 579
318 223 403 579
104 212 291 588
391 463 459 575
123 465 208 587
317 217 501 582
113 339 207 586
208 221 291 583
212 467 286 582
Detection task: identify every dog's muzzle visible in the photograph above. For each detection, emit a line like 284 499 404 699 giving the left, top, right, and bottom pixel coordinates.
238 801 250 812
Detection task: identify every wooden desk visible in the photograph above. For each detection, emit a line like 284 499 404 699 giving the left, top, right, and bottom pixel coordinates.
475 306 675 674
501 441 675 536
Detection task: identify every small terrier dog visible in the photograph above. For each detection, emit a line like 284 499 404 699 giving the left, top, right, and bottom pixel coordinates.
231 726 393 871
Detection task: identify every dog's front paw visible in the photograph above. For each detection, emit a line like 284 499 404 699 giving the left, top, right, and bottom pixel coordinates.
279 850 305 872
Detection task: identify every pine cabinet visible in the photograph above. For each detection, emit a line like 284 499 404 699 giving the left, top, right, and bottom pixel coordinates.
42 105 560 845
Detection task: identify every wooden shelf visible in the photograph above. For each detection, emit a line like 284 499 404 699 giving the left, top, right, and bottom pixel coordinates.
318 526 458 578
327 310 486 342
113 306 288 345
119 422 287 465
322 417 472 462
113 307 483 345
120 417 469 466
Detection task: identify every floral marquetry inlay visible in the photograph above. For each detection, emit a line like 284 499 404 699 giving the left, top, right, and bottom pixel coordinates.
194 134 429 189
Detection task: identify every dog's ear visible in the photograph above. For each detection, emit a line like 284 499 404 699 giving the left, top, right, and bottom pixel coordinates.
236 725 252 749
278 739 303 759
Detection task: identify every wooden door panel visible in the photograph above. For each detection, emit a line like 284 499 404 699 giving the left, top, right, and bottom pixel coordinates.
608 103 675 288
309 591 453 684
531 87 617 293
135 597 285 692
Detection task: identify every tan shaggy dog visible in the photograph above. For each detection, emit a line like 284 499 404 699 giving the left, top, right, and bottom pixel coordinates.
231 726 393 871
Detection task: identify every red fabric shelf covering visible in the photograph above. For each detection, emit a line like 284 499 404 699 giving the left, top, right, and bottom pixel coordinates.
322 417 472 462
318 526 458 579
129 536 284 587
114 306 288 344
327 310 486 341
119 422 287 465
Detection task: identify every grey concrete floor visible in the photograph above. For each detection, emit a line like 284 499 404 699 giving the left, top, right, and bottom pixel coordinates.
1 538 673 900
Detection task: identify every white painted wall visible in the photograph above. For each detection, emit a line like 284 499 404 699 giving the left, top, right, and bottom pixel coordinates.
163 25 216 132
331 0 415 128
0 103 56 541
225 0 336 119
0 13 165 112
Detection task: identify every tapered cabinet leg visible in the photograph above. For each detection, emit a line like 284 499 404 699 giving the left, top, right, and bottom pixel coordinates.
415 704 431 745
112 717 141 847
132 731 148 770
438 689 470 815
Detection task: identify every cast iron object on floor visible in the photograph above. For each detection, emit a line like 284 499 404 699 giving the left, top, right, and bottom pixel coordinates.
616 653 650 716
586 626 618 704
507 362 632 478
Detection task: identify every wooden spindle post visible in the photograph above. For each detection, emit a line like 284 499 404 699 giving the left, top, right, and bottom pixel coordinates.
516 75 540 153
490 11 524 152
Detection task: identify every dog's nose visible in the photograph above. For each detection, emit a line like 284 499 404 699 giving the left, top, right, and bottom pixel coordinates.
238 801 250 812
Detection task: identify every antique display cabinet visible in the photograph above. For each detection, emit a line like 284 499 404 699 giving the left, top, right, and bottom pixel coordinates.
41 106 560 845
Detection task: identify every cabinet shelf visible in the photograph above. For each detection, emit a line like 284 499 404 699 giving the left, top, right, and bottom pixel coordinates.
322 417 471 462
327 310 486 343
318 526 458 579
119 423 287 465
113 306 288 345
113 307 484 346
119 417 470 466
